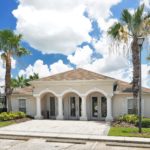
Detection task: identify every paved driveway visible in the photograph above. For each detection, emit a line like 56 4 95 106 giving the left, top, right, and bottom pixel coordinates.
0 120 110 138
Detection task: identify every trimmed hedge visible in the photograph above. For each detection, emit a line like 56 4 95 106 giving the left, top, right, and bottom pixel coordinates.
136 118 150 128
117 114 150 128
118 114 138 124
0 112 26 121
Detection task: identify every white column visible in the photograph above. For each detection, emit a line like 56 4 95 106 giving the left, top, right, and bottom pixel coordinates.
105 95 113 122
56 96 63 120
35 96 43 119
80 96 87 121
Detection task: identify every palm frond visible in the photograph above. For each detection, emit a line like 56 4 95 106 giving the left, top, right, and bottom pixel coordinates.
16 47 31 57
108 22 122 39
121 9 132 24
132 4 145 33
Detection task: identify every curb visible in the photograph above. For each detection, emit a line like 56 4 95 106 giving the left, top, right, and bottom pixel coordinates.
0 133 149 144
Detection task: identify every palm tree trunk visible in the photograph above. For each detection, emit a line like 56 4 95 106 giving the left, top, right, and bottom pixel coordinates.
131 37 140 114
5 53 12 111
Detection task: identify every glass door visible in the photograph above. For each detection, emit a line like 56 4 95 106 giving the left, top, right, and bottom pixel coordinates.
101 97 107 118
69 96 80 120
92 97 98 118
50 97 55 118
70 97 76 117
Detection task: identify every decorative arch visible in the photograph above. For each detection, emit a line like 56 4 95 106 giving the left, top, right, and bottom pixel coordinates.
61 88 82 97
85 88 108 97
38 88 58 98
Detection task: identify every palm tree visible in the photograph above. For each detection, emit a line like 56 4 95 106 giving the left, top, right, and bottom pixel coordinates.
11 73 39 88
108 4 150 113
0 29 30 111
29 73 39 80
11 76 30 88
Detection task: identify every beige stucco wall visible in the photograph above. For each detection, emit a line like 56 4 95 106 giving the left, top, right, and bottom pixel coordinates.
11 95 36 117
10 79 150 119
143 94 150 118
112 93 150 118
41 93 58 118
32 80 114 97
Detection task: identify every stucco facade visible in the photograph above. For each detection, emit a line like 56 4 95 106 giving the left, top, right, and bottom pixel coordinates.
11 68 150 121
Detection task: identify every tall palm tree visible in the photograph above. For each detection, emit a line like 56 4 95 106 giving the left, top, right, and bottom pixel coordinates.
108 4 150 113
0 30 30 111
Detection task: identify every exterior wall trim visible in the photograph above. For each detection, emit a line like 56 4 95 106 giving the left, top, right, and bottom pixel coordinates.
60 88 82 97
85 88 109 97
34 88 58 98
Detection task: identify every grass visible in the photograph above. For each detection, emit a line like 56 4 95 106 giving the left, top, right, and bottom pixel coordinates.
0 121 15 127
108 127 150 138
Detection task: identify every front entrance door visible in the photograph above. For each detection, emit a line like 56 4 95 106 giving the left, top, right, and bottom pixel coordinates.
69 96 80 120
91 97 99 120
49 97 56 119
90 96 107 120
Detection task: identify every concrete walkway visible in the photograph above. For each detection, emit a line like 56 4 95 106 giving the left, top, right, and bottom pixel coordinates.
0 120 110 138
0 120 149 144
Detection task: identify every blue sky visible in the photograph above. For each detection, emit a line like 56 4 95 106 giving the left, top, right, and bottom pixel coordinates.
0 0 150 87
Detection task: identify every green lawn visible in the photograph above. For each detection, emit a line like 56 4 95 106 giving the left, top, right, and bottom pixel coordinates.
0 121 15 127
108 127 150 138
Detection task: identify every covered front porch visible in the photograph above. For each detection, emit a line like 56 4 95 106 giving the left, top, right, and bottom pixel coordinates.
34 89 113 121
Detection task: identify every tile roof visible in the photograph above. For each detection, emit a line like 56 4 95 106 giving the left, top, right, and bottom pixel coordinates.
116 80 150 93
12 68 150 95
36 68 114 81
12 86 33 95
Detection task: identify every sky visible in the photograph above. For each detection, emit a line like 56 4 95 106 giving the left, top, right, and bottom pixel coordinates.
0 0 150 87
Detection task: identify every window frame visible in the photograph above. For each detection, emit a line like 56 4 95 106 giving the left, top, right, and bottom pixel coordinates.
127 98 135 114
18 98 26 113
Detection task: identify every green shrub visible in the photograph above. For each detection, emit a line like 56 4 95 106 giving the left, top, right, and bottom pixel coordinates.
117 114 138 124
0 112 26 121
136 118 150 128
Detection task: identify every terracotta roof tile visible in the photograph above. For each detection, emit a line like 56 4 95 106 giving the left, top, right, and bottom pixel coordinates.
12 86 33 95
37 68 114 81
12 68 150 95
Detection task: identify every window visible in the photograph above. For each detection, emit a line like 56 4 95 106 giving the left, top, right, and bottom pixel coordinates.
101 97 107 117
19 99 26 113
50 97 55 116
128 99 136 114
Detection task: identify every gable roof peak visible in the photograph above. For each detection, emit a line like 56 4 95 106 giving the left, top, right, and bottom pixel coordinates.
36 68 115 81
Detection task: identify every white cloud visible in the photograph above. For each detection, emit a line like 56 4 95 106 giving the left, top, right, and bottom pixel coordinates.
0 55 16 86
140 0 150 9
13 0 91 54
11 57 16 69
0 59 5 86
68 46 93 66
84 0 122 19
19 59 73 78
13 0 124 55
19 60 50 78
81 55 129 74
50 60 73 75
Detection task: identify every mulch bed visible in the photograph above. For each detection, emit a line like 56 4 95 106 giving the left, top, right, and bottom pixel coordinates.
13 117 32 123
111 121 136 128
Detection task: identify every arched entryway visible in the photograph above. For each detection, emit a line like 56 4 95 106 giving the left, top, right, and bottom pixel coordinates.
86 92 107 121
62 92 81 120
40 92 58 119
